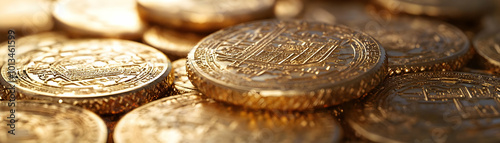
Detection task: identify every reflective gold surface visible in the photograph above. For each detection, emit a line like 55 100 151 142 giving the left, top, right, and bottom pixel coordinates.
114 93 343 143
172 58 197 94
346 72 500 142
274 0 303 19
143 26 205 60
137 0 276 32
374 0 495 19
52 0 147 40
474 30 500 74
0 100 107 143
0 39 174 114
0 0 54 41
187 19 387 110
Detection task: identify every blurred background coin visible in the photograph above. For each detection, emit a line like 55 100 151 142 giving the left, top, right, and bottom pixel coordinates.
187 19 387 110
172 58 197 94
136 0 276 32
0 100 107 143
114 93 343 143
0 39 174 114
143 26 205 60
473 30 500 74
52 0 147 40
0 0 54 42
274 0 304 20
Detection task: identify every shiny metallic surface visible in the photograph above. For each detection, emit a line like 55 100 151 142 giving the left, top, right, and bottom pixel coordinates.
0 100 107 143
187 19 387 110
172 58 197 94
346 72 500 143
0 39 174 114
143 26 205 60
474 30 500 74
0 0 54 41
114 93 343 143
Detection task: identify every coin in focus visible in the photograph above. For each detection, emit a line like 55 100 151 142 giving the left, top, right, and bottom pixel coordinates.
137 0 276 32
187 19 387 110
374 0 495 19
346 72 500 143
52 0 147 40
473 30 500 74
0 39 174 114
172 58 197 94
0 0 54 41
114 93 343 143
143 26 205 60
0 100 107 143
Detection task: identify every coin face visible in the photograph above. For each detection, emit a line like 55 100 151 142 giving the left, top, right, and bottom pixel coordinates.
474 30 500 74
137 0 276 32
363 17 472 75
0 100 107 143
0 0 54 41
346 72 500 143
52 0 147 39
143 26 205 60
0 39 173 114
172 59 197 94
187 19 387 110
114 93 343 143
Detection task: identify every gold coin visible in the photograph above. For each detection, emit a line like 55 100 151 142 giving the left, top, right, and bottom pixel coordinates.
301 0 375 29
0 39 174 114
143 26 205 60
114 93 343 143
187 19 387 110
374 0 495 19
473 30 500 74
137 0 276 32
52 0 147 40
0 0 54 42
274 0 304 19
346 72 500 143
0 100 107 142
362 17 473 76
172 58 197 94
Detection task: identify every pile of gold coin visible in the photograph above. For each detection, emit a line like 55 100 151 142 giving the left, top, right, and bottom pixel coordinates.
1 0 500 142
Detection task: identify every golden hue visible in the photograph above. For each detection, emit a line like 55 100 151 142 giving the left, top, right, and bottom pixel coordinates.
474 30 500 74
172 59 197 94
143 26 205 60
0 0 54 41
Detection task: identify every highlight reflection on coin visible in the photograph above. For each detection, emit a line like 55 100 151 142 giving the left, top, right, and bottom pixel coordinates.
143 26 205 60
363 17 472 76
53 0 147 40
137 0 276 32
187 20 387 110
114 93 343 143
0 100 107 143
346 72 500 143
374 0 495 19
301 0 374 29
172 59 197 94
0 0 54 41
274 0 304 19
0 39 173 114
473 30 500 74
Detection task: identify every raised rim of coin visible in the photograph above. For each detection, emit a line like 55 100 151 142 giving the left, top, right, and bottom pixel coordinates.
143 26 205 59
187 19 387 110
473 29 500 73
0 100 107 142
172 58 197 94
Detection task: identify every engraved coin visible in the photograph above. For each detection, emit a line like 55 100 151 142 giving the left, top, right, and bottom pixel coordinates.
0 0 54 41
172 59 197 94
137 0 276 32
374 0 495 19
363 17 473 76
143 26 205 60
0 100 107 143
52 0 147 40
346 72 500 143
114 93 343 143
0 39 174 114
473 30 500 74
187 19 387 110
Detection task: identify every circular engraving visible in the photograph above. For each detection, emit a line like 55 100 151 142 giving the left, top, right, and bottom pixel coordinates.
474 30 500 74
114 93 342 143
188 19 387 110
0 100 107 143
346 72 500 143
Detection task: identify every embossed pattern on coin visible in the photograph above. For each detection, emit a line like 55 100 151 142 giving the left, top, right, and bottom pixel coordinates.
0 100 107 143
187 20 387 110
474 30 500 74
363 17 472 75
172 59 197 94
143 26 205 59
0 39 173 114
114 93 343 143
346 72 500 143
137 0 275 32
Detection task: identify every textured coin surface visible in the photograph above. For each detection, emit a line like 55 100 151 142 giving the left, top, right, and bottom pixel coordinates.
172 59 197 94
143 26 205 60
52 0 147 39
0 39 173 114
0 100 107 143
473 30 500 74
137 0 276 32
374 0 495 19
0 0 54 41
187 19 387 110
0 32 69 65
346 72 500 143
114 93 343 143
362 17 472 75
